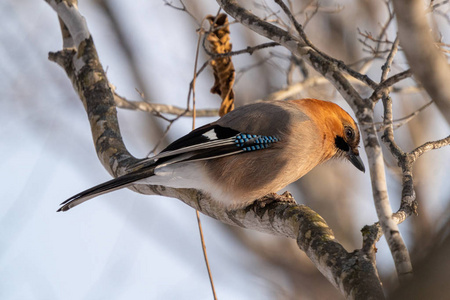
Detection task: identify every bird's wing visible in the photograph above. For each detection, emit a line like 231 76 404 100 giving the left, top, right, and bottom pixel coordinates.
132 101 305 169
59 123 280 212
134 123 280 168
60 102 296 212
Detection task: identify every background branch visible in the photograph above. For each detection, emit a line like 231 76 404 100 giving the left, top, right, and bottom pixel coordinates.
393 0 450 124
113 92 219 117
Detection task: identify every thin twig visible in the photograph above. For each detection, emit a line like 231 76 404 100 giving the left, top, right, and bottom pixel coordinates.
370 69 413 102
381 36 399 81
163 0 200 25
274 0 379 89
235 55 273 84
204 41 280 58
409 135 450 162
113 92 219 117
375 100 433 131
302 2 322 28
192 15 218 300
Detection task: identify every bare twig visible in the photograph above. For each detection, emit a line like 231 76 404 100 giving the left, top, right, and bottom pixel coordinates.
163 0 200 25
204 41 280 58
368 37 414 102
409 135 450 162
113 92 219 117
381 37 400 81
235 55 273 84
274 0 379 90
357 1 395 59
192 17 218 298
375 100 433 131
370 69 413 102
263 74 366 101
302 2 319 28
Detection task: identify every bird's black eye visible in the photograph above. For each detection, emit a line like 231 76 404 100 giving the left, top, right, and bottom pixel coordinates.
344 126 355 141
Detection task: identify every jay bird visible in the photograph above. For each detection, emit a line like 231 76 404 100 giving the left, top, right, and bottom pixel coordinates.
58 98 365 212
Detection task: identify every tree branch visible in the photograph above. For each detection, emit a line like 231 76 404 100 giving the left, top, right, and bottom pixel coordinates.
409 135 450 163
274 0 379 90
113 91 219 117
393 0 450 124
215 0 367 114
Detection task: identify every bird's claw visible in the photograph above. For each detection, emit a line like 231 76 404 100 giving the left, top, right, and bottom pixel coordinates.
257 191 297 208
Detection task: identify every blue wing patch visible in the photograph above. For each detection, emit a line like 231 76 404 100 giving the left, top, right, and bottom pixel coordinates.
234 134 279 151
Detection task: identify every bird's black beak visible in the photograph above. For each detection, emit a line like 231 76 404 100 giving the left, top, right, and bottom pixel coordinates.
347 150 365 173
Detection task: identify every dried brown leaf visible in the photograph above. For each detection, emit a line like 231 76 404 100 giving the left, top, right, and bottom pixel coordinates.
206 13 235 116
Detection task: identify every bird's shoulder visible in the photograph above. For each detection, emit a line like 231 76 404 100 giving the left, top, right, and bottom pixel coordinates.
130 100 315 171
163 100 311 153
216 100 311 136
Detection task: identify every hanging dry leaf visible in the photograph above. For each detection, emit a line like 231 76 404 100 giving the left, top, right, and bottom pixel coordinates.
206 13 235 116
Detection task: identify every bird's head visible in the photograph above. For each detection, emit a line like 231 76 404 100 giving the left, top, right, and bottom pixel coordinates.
293 98 365 173
333 118 365 173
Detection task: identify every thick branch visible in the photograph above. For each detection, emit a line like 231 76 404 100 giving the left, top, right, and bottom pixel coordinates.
367 31 414 280
379 96 414 280
361 113 412 281
393 0 450 124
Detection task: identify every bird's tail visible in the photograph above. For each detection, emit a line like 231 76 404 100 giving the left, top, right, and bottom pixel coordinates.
58 167 155 212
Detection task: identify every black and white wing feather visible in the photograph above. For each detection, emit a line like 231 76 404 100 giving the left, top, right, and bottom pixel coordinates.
135 123 280 168
59 123 280 212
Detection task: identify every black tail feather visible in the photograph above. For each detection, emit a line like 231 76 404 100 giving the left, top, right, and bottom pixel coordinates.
58 167 155 212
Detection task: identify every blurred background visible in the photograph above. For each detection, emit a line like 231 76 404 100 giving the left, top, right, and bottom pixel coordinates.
1 0 449 299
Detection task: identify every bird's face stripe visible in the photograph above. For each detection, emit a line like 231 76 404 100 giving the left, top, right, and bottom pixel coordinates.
334 135 350 152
